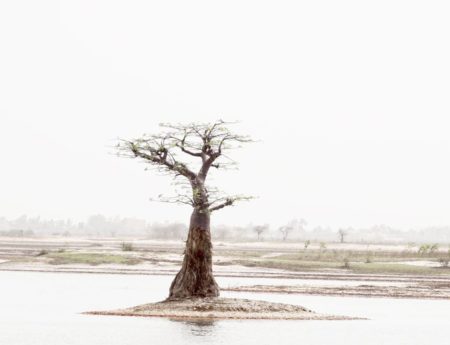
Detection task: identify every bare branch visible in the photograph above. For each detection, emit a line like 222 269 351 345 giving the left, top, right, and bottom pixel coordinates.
150 194 195 207
118 139 197 180
178 145 203 157
209 195 254 213
172 130 204 158
117 120 254 209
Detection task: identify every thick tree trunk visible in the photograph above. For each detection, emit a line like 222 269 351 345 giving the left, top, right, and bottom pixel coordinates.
168 208 219 299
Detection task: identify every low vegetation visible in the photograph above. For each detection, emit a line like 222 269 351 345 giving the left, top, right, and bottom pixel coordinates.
4 238 450 277
121 242 135 251
47 252 141 266
223 247 450 275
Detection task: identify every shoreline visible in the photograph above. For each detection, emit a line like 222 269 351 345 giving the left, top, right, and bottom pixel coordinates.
223 283 450 300
84 297 361 321
3 265 450 300
2 264 450 283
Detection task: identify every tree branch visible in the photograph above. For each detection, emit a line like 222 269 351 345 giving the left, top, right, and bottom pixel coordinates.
175 131 204 158
117 120 253 209
123 140 197 180
208 195 254 213
209 198 234 212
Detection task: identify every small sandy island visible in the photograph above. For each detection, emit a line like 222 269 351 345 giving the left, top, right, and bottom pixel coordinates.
85 297 359 320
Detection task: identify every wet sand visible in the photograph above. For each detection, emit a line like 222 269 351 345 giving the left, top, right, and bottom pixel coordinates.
224 282 450 299
85 297 359 320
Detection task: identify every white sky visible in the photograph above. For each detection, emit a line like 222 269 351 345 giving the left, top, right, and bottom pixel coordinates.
1 0 450 230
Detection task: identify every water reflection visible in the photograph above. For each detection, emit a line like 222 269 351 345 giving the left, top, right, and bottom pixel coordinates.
172 318 217 337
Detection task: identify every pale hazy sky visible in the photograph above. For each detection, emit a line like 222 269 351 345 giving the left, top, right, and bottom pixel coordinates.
1 1 450 229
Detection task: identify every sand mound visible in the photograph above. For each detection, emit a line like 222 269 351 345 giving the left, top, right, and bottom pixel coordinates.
85 297 359 320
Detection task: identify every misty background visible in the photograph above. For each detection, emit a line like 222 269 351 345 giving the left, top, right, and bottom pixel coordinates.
2 215 450 244
1 1 450 236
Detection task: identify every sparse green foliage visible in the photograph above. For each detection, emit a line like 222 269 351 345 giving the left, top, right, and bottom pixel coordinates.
304 240 310 251
418 244 431 255
418 243 439 255
364 245 373 263
48 252 140 266
430 243 439 254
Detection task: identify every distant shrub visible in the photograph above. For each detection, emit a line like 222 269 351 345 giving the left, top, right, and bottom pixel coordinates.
121 242 134 251
430 244 439 254
438 258 449 268
418 244 439 255
343 257 350 269
418 244 430 255
303 240 310 250
36 249 48 256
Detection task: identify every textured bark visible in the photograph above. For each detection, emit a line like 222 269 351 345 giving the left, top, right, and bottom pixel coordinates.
168 208 220 299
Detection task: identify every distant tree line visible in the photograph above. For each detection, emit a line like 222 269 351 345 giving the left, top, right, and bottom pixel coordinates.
2 215 450 244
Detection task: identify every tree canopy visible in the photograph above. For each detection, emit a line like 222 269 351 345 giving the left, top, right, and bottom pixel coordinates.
117 120 253 212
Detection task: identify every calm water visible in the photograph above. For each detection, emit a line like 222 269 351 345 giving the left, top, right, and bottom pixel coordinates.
1 271 449 345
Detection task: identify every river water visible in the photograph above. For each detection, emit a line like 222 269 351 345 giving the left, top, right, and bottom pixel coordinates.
1 271 449 345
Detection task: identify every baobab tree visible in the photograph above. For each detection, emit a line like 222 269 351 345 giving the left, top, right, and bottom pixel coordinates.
117 121 252 299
